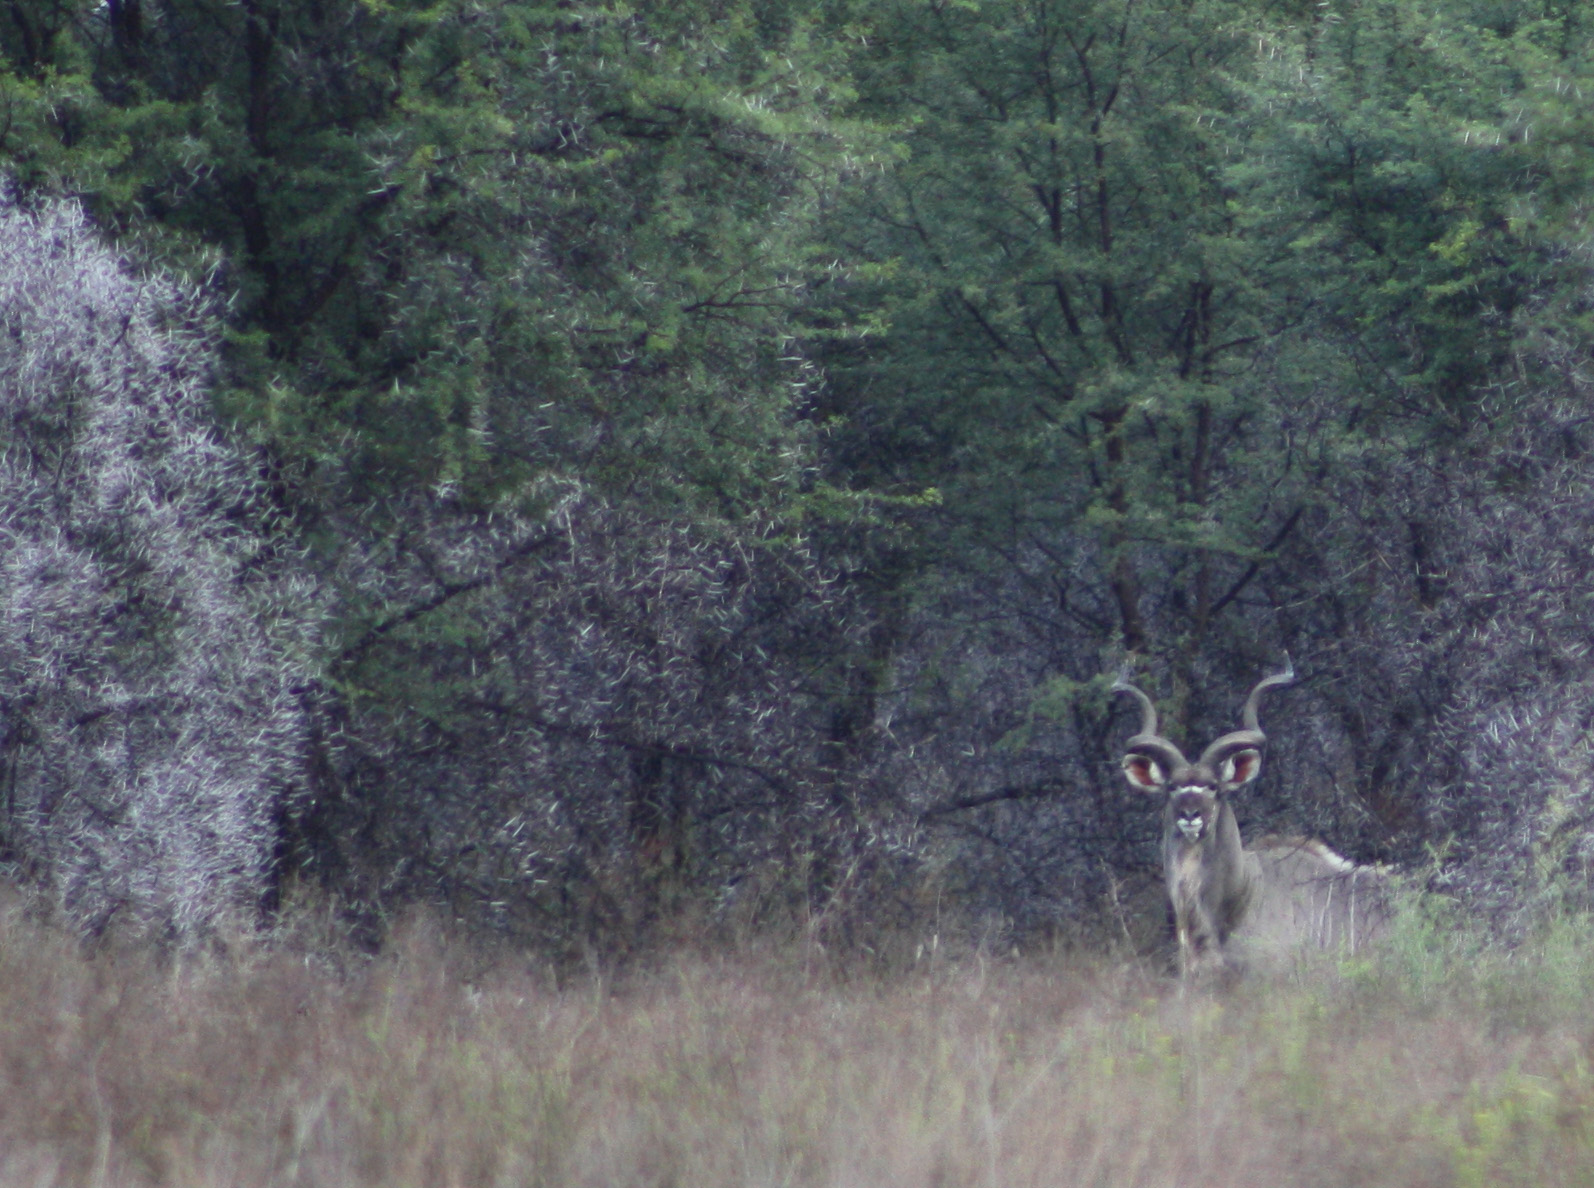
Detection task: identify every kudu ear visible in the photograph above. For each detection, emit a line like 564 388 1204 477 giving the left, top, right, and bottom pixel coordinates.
1196 658 1294 789
1111 671 1188 794
1122 753 1168 792
1219 748 1262 786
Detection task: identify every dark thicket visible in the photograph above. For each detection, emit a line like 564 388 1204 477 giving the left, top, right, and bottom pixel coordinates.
887 336 1594 947
291 496 915 955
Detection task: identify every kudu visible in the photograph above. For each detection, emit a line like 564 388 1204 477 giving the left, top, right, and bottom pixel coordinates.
1113 661 1389 979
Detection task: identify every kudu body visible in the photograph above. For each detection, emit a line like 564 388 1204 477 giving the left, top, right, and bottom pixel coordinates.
1114 663 1388 979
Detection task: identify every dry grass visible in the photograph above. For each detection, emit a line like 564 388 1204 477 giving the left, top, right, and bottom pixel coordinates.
2 898 1593 1187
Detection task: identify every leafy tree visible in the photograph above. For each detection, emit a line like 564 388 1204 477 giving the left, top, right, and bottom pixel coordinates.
1233 1 1584 422
1220 0 1594 920
1 0 878 517
828 0 1295 672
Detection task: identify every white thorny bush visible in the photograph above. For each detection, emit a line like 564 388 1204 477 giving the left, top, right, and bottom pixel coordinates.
0 189 318 940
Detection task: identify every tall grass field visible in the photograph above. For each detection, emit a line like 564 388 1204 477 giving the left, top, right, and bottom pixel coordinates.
3 897 1593 1187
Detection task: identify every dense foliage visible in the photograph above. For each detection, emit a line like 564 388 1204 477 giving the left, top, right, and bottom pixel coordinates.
4 0 1594 951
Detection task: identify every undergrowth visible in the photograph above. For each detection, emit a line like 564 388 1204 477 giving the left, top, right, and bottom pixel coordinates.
2 891 1593 1186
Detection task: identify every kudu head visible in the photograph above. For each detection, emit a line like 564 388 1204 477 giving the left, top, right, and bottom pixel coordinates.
1112 658 1295 845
